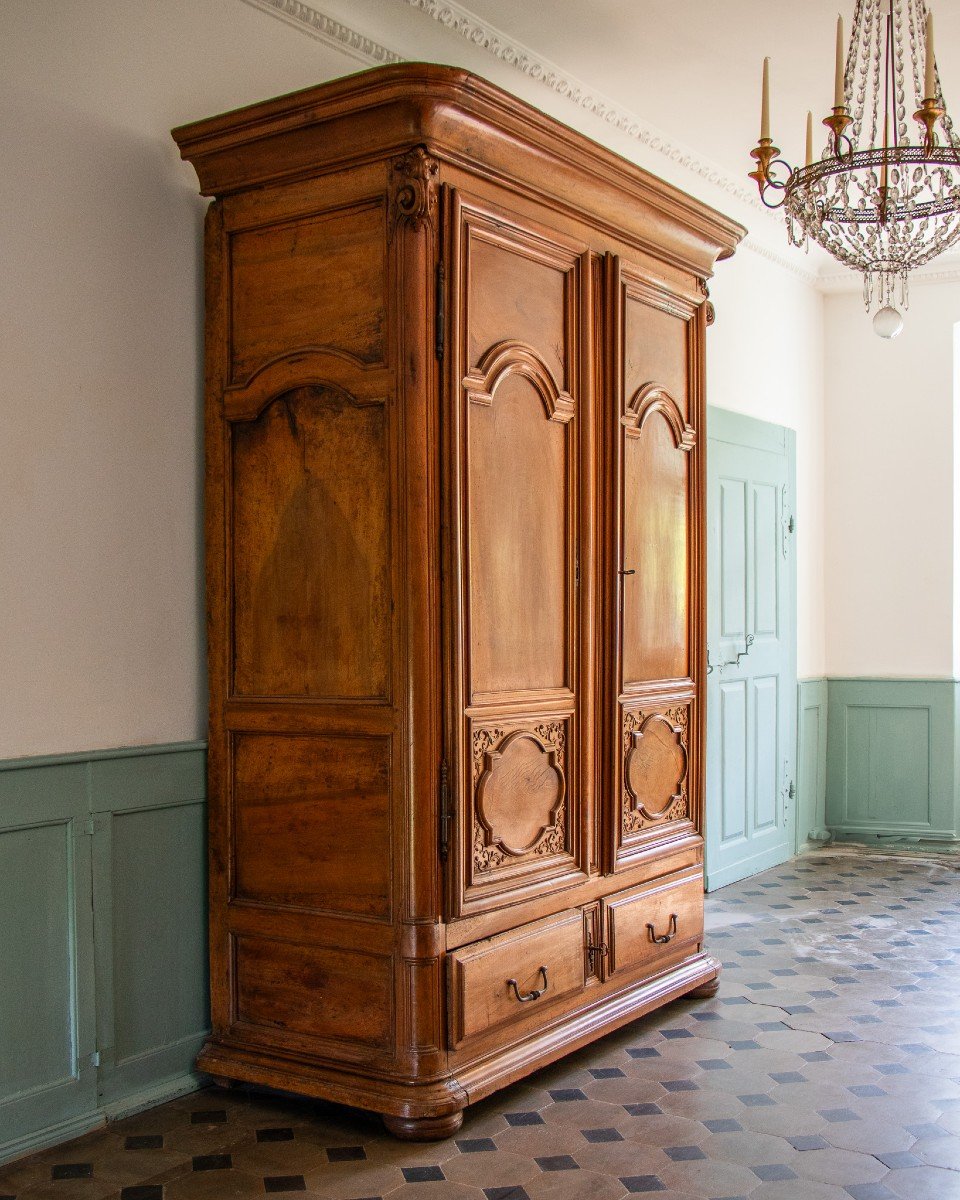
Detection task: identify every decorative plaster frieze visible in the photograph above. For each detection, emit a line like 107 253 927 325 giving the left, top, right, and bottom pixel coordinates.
401 0 761 211
239 0 401 65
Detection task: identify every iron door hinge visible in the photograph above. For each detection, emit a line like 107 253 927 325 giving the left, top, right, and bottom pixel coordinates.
435 261 445 361
439 760 452 861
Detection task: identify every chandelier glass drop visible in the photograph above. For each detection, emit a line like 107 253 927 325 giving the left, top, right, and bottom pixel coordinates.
749 0 960 335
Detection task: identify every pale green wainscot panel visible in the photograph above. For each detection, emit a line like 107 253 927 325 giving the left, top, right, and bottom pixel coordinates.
0 762 99 1160
825 680 960 842
796 679 829 848
0 743 209 1165
90 746 209 1110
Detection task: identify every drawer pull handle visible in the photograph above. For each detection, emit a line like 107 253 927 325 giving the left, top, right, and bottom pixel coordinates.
646 914 679 945
507 966 549 1003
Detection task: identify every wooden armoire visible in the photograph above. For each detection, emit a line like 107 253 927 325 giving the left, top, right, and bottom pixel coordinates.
173 63 744 1140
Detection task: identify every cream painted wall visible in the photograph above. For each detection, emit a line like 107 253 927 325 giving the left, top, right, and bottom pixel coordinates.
823 281 960 679
0 0 827 756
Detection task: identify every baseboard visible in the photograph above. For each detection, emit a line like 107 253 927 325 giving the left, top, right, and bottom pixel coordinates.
101 1070 208 1121
0 1111 106 1167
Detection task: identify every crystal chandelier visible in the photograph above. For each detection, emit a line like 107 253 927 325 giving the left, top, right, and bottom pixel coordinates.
748 0 960 337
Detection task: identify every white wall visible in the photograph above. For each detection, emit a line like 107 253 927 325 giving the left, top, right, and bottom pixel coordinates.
823 281 960 678
0 0 826 757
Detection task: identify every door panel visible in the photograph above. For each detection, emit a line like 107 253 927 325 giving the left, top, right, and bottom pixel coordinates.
610 261 700 870
706 414 797 890
448 189 590 917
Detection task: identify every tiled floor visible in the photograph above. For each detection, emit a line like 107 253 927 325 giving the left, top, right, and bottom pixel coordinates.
4 853 960 1200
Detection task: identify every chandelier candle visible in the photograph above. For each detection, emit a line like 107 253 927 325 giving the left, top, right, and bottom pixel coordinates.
748 0 960 332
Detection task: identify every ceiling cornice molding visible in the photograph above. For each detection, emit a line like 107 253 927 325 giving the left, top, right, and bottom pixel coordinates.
401 0 762 212
741 237 819 287
817 258 960 293
239 0 401 65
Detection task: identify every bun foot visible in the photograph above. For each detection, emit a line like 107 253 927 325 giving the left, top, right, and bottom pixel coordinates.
688 974 720 999
383 1111 464 1141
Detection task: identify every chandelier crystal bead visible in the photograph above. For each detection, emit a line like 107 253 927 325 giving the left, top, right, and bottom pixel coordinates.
749 0 960 324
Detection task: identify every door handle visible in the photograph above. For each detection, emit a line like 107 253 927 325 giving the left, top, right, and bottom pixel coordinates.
506 966 549 1003
731 634 755 666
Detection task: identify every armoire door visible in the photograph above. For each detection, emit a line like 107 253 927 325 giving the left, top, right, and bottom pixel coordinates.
444 187 593 919
607 257 704 871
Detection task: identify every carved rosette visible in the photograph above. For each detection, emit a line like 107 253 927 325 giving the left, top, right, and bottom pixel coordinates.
391 147 440 234
621 706 689 836
472 722 567 873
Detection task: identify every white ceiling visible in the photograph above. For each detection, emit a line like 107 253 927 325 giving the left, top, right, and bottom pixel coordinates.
454 0 960 187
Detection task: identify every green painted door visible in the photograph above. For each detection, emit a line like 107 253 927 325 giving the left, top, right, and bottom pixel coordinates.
705 409 797 890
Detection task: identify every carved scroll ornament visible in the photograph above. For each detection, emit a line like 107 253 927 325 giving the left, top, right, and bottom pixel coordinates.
391 147 440 234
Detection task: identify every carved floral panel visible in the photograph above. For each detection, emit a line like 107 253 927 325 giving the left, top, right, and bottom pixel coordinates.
621 706 689 836
472 722 567 873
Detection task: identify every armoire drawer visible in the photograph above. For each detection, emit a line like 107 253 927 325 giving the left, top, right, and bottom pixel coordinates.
448 909 586 1047
603 867 703 979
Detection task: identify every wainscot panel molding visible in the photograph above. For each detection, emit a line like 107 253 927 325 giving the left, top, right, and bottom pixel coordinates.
0 743 209 1165
824 679 960 843
797 679 830 848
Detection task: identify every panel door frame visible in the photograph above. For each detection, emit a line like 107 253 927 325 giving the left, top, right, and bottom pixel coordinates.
705 406 798 890
442 183 595 920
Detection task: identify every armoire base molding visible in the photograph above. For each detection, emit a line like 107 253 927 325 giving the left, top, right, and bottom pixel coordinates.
196 951 720 1139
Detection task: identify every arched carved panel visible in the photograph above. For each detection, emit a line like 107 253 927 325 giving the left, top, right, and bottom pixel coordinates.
621 382 695 450
231 383 391 700
463 340 574 423
622 707 689 836
472 724 567 872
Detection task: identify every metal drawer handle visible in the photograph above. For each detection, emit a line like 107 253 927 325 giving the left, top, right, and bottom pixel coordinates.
646 914 679 945
507 966 549 1002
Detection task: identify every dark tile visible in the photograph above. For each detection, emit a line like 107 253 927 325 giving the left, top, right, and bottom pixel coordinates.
738 1094 775 1107
661 1080 698 1092
875 1063 909 1075
589 1067 625 1079
484 1189 530 1200
874 1151 922 1168
847 1085 886 1098
535 1156 578 1172
620 1177 666 1193
703 1118 743 1133
825 1031 861 1043
818 1108 860 1123
770 1072 806 1084
752 1164 797 1181
457 1138 497 1152
125 1135 164 1150
664 1146 706 1161
627 1047 661 1059
52 1165 93 1180
256 1128 295 1143
800 1051 832 1063
264 1178 306 1194
120 1189 164 1200
845 1186 897 1200
786 1134 829 1151
697 1059 732 1071
904 1122 950 1139
190 1110 228 1125
192 1155 232 1171
504 1111 544 1126
326 1145 366 1161
402 1165 445 1182
581 1128 623 1143
548 1088 587 1102
728 1040 761 1050
624 1103 663 1116
661 1029 694 1039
